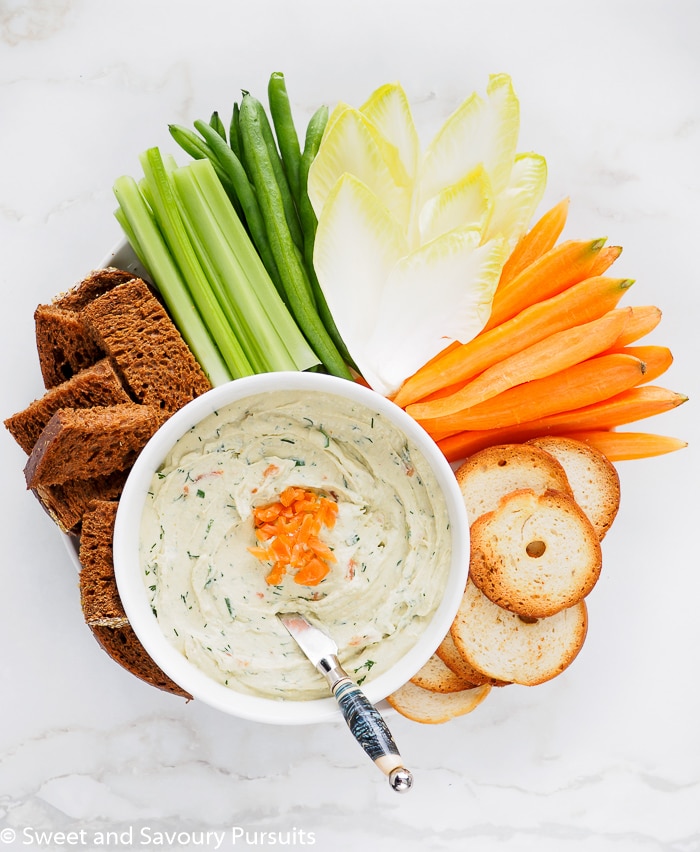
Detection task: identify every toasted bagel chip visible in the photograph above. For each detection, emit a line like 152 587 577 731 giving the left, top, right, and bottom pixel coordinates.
387 680 491 724
436 632 510 687
455 443 573 524
410 653 475 693
469 488 602 618
527 436 620 539
451 580 588 686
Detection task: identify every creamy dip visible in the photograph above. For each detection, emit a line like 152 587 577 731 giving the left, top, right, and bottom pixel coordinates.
140 388 452 701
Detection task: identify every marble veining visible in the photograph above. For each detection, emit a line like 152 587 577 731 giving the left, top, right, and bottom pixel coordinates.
1 1 699 850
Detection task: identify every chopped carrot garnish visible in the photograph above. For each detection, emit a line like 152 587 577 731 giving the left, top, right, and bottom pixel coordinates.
248 488 339 586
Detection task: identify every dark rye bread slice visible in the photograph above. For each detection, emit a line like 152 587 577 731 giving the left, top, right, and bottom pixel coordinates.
79 501 191 699
34 469 129 533
82 277 212 413
24 403 168 489
89 624 192 699
35 268 136 388
79 500 128 628
4 359 132 454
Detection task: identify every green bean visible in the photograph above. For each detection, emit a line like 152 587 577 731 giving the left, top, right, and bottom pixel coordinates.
168 123 211 161
228 102 242 160
169 123 244 220
238 93 351 379
267 71 302 202
248 93 305 253
298 105 328 255
209 110 227 141
296 106 355 369
193 119 284 297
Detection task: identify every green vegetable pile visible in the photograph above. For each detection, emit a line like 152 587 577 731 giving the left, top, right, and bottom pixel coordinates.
113 72 352 386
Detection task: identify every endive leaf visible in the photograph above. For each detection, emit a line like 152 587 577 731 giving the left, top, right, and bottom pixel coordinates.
418 164 494 245
360 82 421 181
313 173 408 376
484 152 547 249
307 107 411 227
323 101 352 138
364 230 509 396
418 73 520 208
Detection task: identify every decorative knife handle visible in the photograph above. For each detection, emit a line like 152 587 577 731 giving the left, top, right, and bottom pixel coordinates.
332 677 413 793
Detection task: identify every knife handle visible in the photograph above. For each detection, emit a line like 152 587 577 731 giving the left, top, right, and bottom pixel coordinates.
332 677 413 793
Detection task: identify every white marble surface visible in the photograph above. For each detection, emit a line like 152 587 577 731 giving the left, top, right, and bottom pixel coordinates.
1 1 699 850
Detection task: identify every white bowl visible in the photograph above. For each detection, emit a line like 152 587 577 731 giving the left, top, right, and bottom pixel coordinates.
113 371 469 725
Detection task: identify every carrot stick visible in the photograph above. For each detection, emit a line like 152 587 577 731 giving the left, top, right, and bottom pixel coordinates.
393 276 634 408
408 308 631 419
587 244 622 277
498 197 570 288
483 238 607 331
608 306 662 348
611 345 673 382
561 430 687 461
436 385 688 461
417 353 647 438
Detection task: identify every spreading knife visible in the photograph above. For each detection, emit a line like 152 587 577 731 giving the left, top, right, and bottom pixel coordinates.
278 612 414 793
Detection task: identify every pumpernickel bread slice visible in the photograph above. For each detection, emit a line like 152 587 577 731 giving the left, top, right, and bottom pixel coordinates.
451 580 588 687
33 469 129 533
469 488 602 618
78 499 191 699
82 277 211 413
35 268 136 387
79 501 128 628
89 623 192 699
24 403 168 489
4 359 132 454
52 267 138 312
527 436 621 540
455 443 573 525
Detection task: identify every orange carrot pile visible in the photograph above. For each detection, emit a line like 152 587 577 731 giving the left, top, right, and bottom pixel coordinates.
395 198 688 464
248 486 339 586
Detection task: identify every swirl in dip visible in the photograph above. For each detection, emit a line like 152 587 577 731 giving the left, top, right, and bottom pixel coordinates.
139 388 452 701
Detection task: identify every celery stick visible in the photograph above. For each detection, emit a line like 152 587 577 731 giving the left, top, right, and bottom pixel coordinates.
113 206 146 265
138 147 254 379
112 176 232 387
186 159 319 372
172 166 285 372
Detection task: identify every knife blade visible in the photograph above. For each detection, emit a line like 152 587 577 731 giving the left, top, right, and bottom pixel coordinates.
278 612 413 793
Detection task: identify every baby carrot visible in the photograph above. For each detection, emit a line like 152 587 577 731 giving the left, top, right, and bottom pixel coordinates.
392 276 634 408
587 244 622 277
436 385 688 461
417 353 647 438
498 197 570 289
611 345 673 382
408 308 631 419
561 430 687 461
483 237 607 330
608 306 662 348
